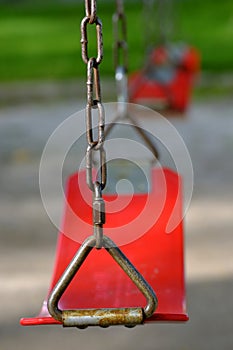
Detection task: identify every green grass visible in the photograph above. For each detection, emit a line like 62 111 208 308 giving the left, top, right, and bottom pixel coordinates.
0 0 232 82
178 0 233 72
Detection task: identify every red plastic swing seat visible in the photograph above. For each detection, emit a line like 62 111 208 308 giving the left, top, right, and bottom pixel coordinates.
129 45 200 113
21 167 188 326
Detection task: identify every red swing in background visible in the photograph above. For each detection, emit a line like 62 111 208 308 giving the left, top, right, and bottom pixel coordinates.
20 0 188 328
129 0 200 113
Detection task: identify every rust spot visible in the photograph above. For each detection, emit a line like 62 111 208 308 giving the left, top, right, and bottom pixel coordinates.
63 308 144 327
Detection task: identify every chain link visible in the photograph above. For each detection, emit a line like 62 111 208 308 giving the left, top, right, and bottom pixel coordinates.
112 0 129 121
81 0 106 249
81 16 103 65
86 144 106 192
85 0 97 24
86 58 105 150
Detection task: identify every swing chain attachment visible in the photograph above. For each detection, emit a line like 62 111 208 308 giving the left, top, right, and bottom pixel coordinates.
93 182 105 248
86 143 106 249
47 0 158 328
81 0 106 249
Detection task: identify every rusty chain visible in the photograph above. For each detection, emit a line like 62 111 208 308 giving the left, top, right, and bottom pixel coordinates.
47 0 158 327
81 0 106 249
85 0 97 24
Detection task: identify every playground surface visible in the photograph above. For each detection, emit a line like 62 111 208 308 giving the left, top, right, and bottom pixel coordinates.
0 96 233 349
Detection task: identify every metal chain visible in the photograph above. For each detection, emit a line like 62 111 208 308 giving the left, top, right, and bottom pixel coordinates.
112 0 128 73
108 0 159 161
85 0 97 24
47 2 158 327
143 0 175 49
81 0 106 249
112 0 129 122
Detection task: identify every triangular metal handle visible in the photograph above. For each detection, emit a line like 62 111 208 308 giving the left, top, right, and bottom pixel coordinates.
47 235 157 328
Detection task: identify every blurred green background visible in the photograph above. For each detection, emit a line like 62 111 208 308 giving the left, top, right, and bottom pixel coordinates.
0 0 233 83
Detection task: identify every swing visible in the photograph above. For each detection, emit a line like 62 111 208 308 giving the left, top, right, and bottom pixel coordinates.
129 0 200 113
20 0 188 328
20 166 188 327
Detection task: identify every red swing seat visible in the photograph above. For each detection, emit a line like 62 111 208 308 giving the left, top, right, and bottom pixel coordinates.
20 166 188 326
129 45 200 113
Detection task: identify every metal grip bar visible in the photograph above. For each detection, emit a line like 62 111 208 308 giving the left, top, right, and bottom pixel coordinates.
47 235 158 328
63 308 143 328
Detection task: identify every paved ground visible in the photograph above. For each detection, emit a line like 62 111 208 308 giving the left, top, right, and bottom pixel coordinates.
0 96 233 349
